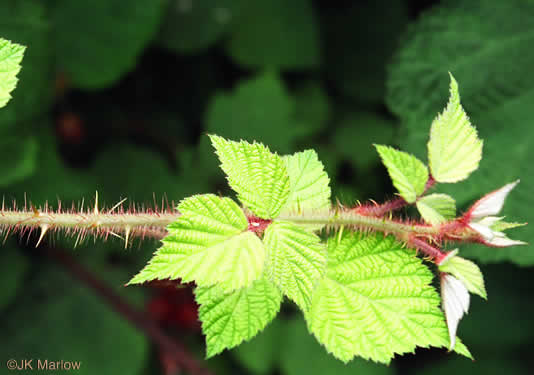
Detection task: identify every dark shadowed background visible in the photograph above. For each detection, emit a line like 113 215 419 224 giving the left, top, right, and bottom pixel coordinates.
1 0 533 374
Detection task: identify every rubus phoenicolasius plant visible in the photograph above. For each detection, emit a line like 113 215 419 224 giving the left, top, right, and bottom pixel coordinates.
0 37 527 364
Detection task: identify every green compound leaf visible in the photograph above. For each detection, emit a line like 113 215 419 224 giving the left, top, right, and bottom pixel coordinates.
427 74 483 183
439 251 487 300
263 221 326 311
416 193 456 225
375 144 428 203
196 276 283 358
0 38 25 108
129 194 265 292
282 150 331 213
210 134 290 219
306 231 471 364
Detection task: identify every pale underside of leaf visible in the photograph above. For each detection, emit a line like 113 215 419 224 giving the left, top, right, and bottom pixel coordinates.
196 277 283 358
427 75 483 183
439 255 486 299
375 144 428 203
469 180 519 220
440 273 470 350
0 38 25 108
264 220 326 311
416 193 456 225
210 134 290 219
306 231 471 364
128 194 265 291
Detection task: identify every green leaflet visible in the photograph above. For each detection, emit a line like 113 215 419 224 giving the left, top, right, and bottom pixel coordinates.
210 134 290 219
427 75 483 183
416 193 456 224
490 220 526 233
128 194 265 291
375 144 428 203
263 221 326 311
306 231 471 364
196 276 283 358
439 251 487 300
0 38 25 108
282 150 331 212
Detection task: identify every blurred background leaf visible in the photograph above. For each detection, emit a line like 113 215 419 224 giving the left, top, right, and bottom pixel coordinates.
0 240 29 311
225 0 320 70
279 317 393 375
205 72 298 153
0 1 52 186
1 260 148 375
52 0 165 89
323 0 410 105
0 0 52 126
158 0 240 55
231 318 283 375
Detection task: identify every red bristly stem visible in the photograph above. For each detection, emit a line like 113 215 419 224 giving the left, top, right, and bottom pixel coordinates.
355 176 437 217
408 236 448 264
0 190 484 261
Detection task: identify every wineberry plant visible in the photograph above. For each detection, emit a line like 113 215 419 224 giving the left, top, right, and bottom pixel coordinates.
0 37 527 365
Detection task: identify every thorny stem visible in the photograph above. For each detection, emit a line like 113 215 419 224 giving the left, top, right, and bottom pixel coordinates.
0 211 177 229
407 237 448 264
355 176 437 217
0 208 176 246
0 199 480 256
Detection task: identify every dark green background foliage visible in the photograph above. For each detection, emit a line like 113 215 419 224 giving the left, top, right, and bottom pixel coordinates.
1 0 532 374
